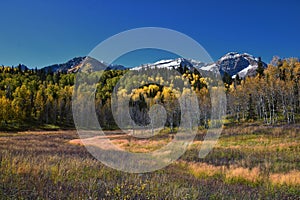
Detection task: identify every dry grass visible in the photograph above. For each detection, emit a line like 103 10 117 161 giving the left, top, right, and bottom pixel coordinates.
187 161 300 187
0 125 299 199
187 162 261 183
225 166 261 183
69 130 172 153
187 162 223 178
270 170 300 186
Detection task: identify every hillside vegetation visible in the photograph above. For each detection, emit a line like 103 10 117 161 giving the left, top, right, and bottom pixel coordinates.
0 58 299 130
0 58 299 198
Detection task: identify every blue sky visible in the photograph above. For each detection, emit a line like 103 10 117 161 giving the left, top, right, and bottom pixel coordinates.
0 0 299 68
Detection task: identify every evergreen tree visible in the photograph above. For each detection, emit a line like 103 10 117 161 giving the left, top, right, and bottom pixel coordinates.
247 93 256 120
222 72 233 90
256 57 264 78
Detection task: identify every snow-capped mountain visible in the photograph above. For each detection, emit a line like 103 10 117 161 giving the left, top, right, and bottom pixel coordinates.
201 52 267 78
131 58 205 72
38 52 266 78
130 53 266 78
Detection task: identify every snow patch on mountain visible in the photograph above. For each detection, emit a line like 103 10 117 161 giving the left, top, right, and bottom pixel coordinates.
200 52 267 78
232 64 255 79
131 58 205 71
39 52 266 79
200 63 217 72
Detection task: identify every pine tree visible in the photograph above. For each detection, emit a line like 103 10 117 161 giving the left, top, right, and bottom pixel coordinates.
247 94 256 120
222 72 233 90
256 57 264 78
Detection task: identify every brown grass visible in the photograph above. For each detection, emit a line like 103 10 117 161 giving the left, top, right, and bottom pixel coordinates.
69 131 172 153
0 125 299 199
225 166 261 183
270 170 300 186
187 161 300 186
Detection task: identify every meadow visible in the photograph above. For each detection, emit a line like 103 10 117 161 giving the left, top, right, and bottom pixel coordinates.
0 123 299 199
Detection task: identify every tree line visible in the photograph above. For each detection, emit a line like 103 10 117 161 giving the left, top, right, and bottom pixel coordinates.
0 66 75 129
227 57 300 124
0 57 299 130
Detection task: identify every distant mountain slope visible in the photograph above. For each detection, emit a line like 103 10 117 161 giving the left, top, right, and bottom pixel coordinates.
130 58 205 74
130 52 266 78
38 52 266 78
41 57 126 73
42 57 86 73
201 52 267 78
106 64 127 70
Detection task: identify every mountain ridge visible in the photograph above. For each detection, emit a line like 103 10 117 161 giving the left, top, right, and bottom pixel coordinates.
201 52 267 78
130 52 267 78
8 52 267 78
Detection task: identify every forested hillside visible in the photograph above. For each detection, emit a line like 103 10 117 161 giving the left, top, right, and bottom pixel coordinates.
0 67 76 129
0 57 299 130
227 57 300 124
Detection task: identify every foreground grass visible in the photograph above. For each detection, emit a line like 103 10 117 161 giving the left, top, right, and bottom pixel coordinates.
0 125 299 199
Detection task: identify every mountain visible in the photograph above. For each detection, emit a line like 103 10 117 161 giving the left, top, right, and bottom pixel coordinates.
106 64 127 70
42 57 86 73
66 57 109 73
41 57 126 73
130 53 266 78
201 52 267 78
130 58 205 72
38 52 266 78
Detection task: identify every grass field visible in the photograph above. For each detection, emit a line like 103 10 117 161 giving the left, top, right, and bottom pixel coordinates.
0 124 299 199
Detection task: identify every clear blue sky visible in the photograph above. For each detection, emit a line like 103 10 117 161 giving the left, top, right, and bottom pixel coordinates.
0 0 299 68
